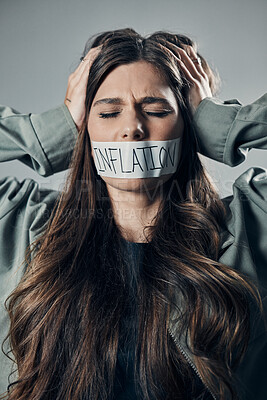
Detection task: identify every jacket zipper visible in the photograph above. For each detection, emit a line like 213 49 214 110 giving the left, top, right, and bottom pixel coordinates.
167 327 218 400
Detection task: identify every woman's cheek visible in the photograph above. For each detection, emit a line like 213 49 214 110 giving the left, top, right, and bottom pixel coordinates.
88 123 110 141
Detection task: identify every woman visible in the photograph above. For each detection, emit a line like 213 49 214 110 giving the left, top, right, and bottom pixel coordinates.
0 28 266 400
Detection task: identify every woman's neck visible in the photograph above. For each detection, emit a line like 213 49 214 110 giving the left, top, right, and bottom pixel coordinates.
106 184 163 243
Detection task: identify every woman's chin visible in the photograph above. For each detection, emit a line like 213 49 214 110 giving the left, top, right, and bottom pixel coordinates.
101 174 173 194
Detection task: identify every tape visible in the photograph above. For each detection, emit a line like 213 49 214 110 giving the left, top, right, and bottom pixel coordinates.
91 138 181 179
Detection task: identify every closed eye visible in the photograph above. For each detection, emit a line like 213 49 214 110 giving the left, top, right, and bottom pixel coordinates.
146 111 172 118
98 111 172 119
99 112 120 119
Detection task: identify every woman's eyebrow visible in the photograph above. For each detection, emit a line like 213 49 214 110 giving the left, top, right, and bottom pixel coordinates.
93 97 122 107
141 97 174 107
93 96 174 108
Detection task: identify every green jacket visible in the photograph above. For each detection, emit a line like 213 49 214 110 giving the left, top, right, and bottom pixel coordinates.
0 95 266 399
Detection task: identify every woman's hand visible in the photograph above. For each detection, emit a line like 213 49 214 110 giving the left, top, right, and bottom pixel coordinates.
163 42 212 113
64 46 102 130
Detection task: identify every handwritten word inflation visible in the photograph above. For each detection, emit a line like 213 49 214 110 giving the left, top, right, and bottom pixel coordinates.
91 138 181 179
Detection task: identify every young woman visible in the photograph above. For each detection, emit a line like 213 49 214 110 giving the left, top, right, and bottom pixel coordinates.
0 28 266 400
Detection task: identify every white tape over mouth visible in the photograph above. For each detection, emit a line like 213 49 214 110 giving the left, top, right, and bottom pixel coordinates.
91 138 181 179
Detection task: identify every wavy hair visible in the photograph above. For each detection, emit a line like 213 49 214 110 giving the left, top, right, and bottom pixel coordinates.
1 28 262 400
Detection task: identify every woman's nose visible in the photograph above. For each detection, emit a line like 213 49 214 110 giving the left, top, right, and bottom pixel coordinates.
120 113 146 141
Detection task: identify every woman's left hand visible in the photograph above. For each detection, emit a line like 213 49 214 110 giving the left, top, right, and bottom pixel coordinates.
163 43 213 113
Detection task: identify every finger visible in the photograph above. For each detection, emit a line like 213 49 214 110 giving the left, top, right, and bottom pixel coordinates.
183 46 206 78
176 58 197 86
162 41 203 81
166 42 202 79
80 45 102 70
71 47 102 90
79 47 100 71
158 42 197 85
83 44 103 59
70 46 102 83
77 50 99 82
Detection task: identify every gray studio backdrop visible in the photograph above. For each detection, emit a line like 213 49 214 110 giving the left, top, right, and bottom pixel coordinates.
0 0 266 198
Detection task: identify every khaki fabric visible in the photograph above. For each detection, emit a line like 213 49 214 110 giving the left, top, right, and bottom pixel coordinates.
0 96 266 399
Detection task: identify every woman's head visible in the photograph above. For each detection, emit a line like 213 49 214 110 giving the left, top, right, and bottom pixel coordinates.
88 60 184 193
82 28 220 111
80 28 219 195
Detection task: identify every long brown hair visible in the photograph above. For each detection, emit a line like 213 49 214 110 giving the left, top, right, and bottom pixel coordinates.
1 28 262 400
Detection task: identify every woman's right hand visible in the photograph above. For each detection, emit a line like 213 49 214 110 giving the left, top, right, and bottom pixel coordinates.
64 46 102 130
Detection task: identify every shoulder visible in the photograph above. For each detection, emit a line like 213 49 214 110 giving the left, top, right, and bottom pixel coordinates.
219 166 267 288
0 176 59 278
0 176 59 226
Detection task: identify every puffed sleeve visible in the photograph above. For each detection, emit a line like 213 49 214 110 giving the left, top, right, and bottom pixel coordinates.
193 94 267 166
0 103 78 300
0 103 78 303
193 94 267 288
193 95 267 400
0 104 77 175
0 105 77 393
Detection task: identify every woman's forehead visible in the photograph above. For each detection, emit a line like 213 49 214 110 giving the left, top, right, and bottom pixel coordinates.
93 61 177 107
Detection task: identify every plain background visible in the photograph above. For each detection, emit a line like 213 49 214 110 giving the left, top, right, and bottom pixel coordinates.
0 0 266 197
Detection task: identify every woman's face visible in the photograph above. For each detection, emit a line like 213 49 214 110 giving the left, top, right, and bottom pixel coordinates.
87 60 184 193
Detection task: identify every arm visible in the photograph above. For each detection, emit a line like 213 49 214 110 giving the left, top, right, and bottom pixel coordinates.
159 41 267 400
0 46 103 396
0 45 102 178
192 93 267 289
0 104 77 176
162 42 266 165
193 94 267 166
190 72 267 400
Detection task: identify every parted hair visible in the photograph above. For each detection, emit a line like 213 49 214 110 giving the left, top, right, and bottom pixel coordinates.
1 28 262 400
